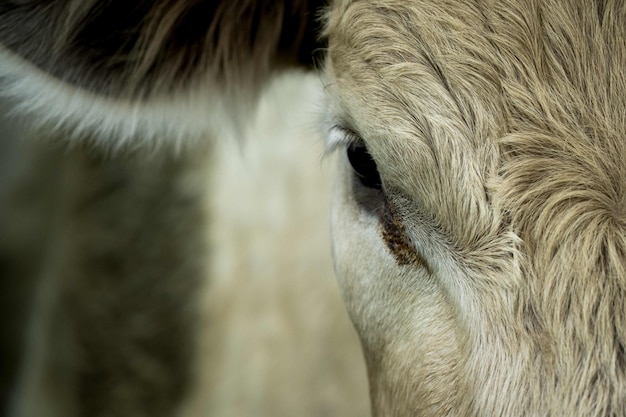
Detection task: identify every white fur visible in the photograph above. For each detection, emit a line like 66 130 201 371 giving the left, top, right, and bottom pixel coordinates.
0 46 242 149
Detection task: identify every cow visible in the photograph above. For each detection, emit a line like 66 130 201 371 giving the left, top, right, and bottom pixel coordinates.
1 0 625 416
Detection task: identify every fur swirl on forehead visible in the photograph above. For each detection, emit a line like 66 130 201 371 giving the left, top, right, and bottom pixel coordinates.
0 0 324 146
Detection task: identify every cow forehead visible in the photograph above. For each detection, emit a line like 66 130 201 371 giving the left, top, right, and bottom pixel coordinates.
324 0 626 154
324 0 504 133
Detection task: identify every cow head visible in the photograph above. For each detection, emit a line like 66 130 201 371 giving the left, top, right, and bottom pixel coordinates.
2 1 625 416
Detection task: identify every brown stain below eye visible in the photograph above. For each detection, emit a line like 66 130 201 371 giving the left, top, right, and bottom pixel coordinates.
381 200 432 274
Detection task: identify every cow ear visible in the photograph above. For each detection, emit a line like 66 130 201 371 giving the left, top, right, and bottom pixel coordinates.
0 0 326 147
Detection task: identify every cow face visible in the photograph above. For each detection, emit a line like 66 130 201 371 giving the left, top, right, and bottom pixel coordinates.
2 1 626 416
323 1 626 416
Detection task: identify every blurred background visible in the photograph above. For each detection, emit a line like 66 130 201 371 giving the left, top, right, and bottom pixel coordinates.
0 72 370 416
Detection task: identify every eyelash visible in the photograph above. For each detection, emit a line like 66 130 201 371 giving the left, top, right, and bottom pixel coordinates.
324 124 363 157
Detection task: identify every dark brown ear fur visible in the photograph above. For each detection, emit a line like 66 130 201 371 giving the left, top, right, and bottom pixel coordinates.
0 0 325 96
0 0 326 143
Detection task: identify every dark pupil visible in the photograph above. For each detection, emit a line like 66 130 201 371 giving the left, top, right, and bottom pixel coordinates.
347 142 382 189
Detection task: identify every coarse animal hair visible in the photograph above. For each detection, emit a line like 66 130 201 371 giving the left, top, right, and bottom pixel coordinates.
2 0 626 416
324 0 626 415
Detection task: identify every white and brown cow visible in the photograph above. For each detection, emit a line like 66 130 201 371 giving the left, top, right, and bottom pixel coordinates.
1 1 626 416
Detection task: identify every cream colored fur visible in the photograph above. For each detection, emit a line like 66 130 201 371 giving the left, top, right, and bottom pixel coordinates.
2 0 626 416
325 0 626 416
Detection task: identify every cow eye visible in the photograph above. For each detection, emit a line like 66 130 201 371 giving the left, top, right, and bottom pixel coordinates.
347 142 382 189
